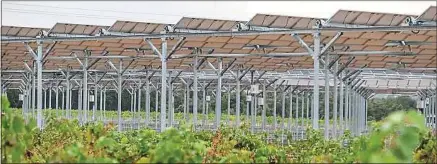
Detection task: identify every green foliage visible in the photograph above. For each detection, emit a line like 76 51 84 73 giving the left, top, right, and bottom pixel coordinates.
1 96 435 163
367 96 417 121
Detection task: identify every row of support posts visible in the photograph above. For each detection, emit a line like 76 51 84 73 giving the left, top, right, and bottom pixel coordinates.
4 35 407 141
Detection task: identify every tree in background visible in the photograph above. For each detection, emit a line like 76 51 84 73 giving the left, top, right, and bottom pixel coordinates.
367 95 416 121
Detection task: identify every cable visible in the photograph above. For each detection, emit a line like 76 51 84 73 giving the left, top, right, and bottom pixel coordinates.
2 8 174 23
2 2 193 18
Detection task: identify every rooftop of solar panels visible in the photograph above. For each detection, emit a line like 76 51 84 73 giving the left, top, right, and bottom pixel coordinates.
1 6 436 95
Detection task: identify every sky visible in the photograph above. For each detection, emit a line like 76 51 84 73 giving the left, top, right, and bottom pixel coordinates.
1 1 436 28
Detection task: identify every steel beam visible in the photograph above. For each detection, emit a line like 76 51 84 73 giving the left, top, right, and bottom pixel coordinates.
4 25 436 43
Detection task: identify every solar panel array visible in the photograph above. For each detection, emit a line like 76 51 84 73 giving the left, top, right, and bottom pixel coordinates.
1 6 436 74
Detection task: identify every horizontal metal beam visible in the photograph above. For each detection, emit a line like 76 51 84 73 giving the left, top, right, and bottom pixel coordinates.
3 25 435 43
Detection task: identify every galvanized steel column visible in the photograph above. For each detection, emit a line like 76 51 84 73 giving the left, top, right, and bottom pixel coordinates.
155 88 159 129
145 73 150 127
215 57 222 129
36 41 43 129
236 72 241 127
83 54 89 124
345 80 349 130
117 60 123 132
160 38 167 132
281 90 286 131
333 61 338 138
193 56 198 128
103 88 106 121
339 72 344 135
137 81 141 128
227 87 231 126
32 63 36 118
44 89 47 110
183 85 187 121
66 71 70 119
273 85 277 130
99 87 103 121
55 86 59 117
306 93 310 127
202 84 206 127
93 73 98 121
324 54 330 139
262 84 266 131
288 92 293 131
300 92 304 137
312 32 321 130
295 91 299 137
49 86 52 109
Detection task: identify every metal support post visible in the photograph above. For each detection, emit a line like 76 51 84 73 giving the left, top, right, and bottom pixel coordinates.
49 86 52 109
324 54 330 139
155 88 159 129
202 85 206 127
288 91 293 131
300 92 304 138
103 88 107 121
262 84 266 131
312 32 321 130
227 87 231 126
333 60 338 138
295 91 299 138
215 57 223 130
186 82 190 123
339 72 344 135
99 87 103 121
133 87 137 129
117 60 123 131
160 38 167 132
83 53 89 124
61 88 65 118
137 81 141 128
65 71 70 119
236 71 241 126
44 89 47 110
36 41 43 129
345 79 350 130
145 75 150 127
144 71 150 128
55 86 59 117
273 85 277 130
306 93 310 127
78 85 82 124
184 84 187 122
193 55 198 128
364 98 368 133
168 74 173 127
32 63 36 118
281 90 286 131
93 73 98 121
246 91 250 124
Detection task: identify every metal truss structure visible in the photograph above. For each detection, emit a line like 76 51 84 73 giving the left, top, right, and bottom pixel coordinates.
1 6 436 139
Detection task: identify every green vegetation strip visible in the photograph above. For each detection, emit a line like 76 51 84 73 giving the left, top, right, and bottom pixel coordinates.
2 96 436 163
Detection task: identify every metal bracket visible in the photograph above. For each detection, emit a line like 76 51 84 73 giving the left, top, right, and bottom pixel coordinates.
145 39 162 56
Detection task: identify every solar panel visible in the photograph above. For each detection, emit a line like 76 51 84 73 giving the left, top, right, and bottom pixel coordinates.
50 23 107 35
174 17 241 31
417 6 437 21
108 21 168 34
1 26 48 37
248 14 324 29
328 10 415 26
